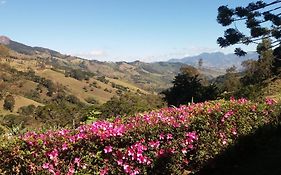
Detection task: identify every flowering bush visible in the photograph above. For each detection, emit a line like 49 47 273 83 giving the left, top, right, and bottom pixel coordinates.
0 98 279 174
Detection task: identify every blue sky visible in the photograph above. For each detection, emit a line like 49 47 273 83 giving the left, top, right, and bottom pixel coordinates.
0 0 257 62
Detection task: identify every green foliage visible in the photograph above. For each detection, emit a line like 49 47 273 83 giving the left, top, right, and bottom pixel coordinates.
111 82 129 92
99 92 165 118
222 66 241 93
97 76 109 84
162 66 219 106
34 103 79 127
217 1 281 69
85 110 102 124
18 105 36 116
65 69 94 81
3 95 15 111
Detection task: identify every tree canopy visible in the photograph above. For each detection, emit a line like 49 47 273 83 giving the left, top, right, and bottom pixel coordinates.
217 1 281 68
162 66 218 106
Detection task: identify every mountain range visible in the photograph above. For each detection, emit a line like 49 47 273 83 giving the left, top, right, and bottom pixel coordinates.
0 35 265 123
169 51 258 69
0 36 229 91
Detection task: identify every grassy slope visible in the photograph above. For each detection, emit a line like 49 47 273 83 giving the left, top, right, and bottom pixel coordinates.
106 77 148 94
0 95 44 115
36 69 114 103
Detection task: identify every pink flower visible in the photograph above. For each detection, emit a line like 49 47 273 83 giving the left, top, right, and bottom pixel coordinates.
62 143 68 151
266 98 276 105
104 146 113 153
148 140 160 149
67 164 75 175
238 98 248 104
117 159 123 166
167 133 173 140
159 133 165 140
74 157 81 167
181 148 187 154
42 163 49 169
123 164 132 174
47 149 58 160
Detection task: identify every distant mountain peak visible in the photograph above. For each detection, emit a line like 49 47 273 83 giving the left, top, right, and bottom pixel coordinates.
168 51 258 69
0 35 11 45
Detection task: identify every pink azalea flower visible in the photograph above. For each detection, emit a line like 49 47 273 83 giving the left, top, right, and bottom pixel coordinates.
42 163 49 169
74 157 81 167
167 133 173 140
159 133 165 140
104 146 113 153
47 149 58 160
62 143 68 151
67 164 75 175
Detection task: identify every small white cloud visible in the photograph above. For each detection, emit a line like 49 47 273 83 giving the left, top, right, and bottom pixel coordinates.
89 50 106 57
0 1 6 5
73 49 108 59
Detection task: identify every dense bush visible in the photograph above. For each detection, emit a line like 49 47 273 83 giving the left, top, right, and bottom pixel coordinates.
65 69 94 81
99 92 165 118
3 94 15 111
0 98 278 174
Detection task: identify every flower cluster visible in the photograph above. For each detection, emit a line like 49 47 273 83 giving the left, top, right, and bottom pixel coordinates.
0 98 278 174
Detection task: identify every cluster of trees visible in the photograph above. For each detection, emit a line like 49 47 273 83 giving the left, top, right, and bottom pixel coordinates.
97 92 165 118
162 66 218 106
65 69 94 81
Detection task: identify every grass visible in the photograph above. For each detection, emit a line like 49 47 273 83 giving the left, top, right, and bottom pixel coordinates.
106 77 148 94
0 95 44 115
37 69 114 103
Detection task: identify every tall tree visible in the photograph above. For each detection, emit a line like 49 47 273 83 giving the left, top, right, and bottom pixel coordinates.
217 1 281 70
241 39 274 84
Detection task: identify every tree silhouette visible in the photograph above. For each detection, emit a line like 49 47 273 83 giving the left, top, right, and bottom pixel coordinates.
217 1 281 69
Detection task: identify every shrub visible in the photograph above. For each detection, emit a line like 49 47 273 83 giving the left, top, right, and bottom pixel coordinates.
0 98 278 174
3 95 15 111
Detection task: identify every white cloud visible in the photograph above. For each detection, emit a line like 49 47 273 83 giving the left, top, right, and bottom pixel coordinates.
73 49 108 60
